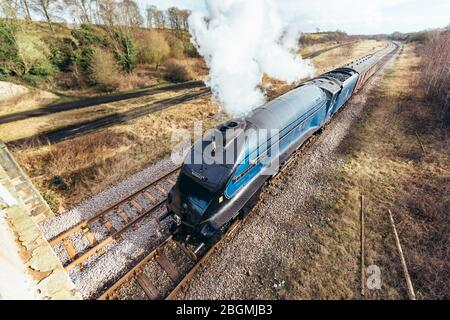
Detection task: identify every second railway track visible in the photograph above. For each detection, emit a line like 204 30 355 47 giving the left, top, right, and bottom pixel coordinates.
99 214 244 300
49 166 181 271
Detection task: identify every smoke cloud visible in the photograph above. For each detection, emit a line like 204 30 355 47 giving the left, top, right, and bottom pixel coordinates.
189 0 314 116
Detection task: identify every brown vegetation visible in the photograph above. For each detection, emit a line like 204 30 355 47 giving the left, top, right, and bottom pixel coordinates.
135 30 171 69
416 32 450 119
288 44 449 299
88 47 121 91
164 59 195 83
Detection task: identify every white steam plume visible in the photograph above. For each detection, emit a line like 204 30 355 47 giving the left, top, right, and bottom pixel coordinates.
189 0 314 116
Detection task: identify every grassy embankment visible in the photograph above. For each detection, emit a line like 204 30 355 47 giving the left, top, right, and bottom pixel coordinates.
285 43 449 299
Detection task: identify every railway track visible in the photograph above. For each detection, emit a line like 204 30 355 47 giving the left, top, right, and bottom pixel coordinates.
98 220 243 300
9 89 210 148
0 81 206 125
49 167 181 271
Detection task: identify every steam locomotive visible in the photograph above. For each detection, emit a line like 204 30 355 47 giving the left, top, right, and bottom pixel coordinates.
166 42 397 254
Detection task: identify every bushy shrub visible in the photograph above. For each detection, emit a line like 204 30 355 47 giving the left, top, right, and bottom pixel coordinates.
136 30 170 69
73 46 95 73
45 36 77 71
16 32 55 77
407 31 437 44
42 191 60 213
71 23 105 46
20 74 48 86
88 47 121 91
418 32 450 116
165 33 185 59
164 60 194 83
0 23 58 81
184 41 200 58
112 29 137 73
0 22 19 76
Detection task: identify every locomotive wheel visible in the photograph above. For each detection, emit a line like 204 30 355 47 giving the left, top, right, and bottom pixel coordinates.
207 221 232 246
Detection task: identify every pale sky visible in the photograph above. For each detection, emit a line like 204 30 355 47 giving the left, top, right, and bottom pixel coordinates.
138 0 450 35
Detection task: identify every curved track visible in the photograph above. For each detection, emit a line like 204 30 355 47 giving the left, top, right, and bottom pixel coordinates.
95 43 399 301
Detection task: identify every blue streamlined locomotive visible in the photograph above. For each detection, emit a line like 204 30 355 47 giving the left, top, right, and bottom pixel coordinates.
166 42 397 253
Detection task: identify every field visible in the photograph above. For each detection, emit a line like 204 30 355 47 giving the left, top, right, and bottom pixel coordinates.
286 44 449 299
2 38 385 212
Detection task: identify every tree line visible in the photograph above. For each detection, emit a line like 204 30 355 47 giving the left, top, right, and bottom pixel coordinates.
0 1 198 91
0 0 191 32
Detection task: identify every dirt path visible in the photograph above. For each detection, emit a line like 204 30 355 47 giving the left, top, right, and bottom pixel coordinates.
181 44 401 300
0 81 205 125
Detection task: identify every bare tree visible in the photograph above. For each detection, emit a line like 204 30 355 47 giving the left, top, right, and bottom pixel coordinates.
30 0 62 31
0 0 35 22
166 7 181 30
166 6 190 30
155 9 166 29
0 0 20 19
95 0 118 26
64 0 94 24
146 5 166 29
20 0 32 21
146 4 156 28
180 9 189 30
117 0 142 27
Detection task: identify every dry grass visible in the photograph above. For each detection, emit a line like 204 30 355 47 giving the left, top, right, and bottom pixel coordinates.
312 40 386 75
286 44 449 299
0 86 57 116
416 32 450 116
